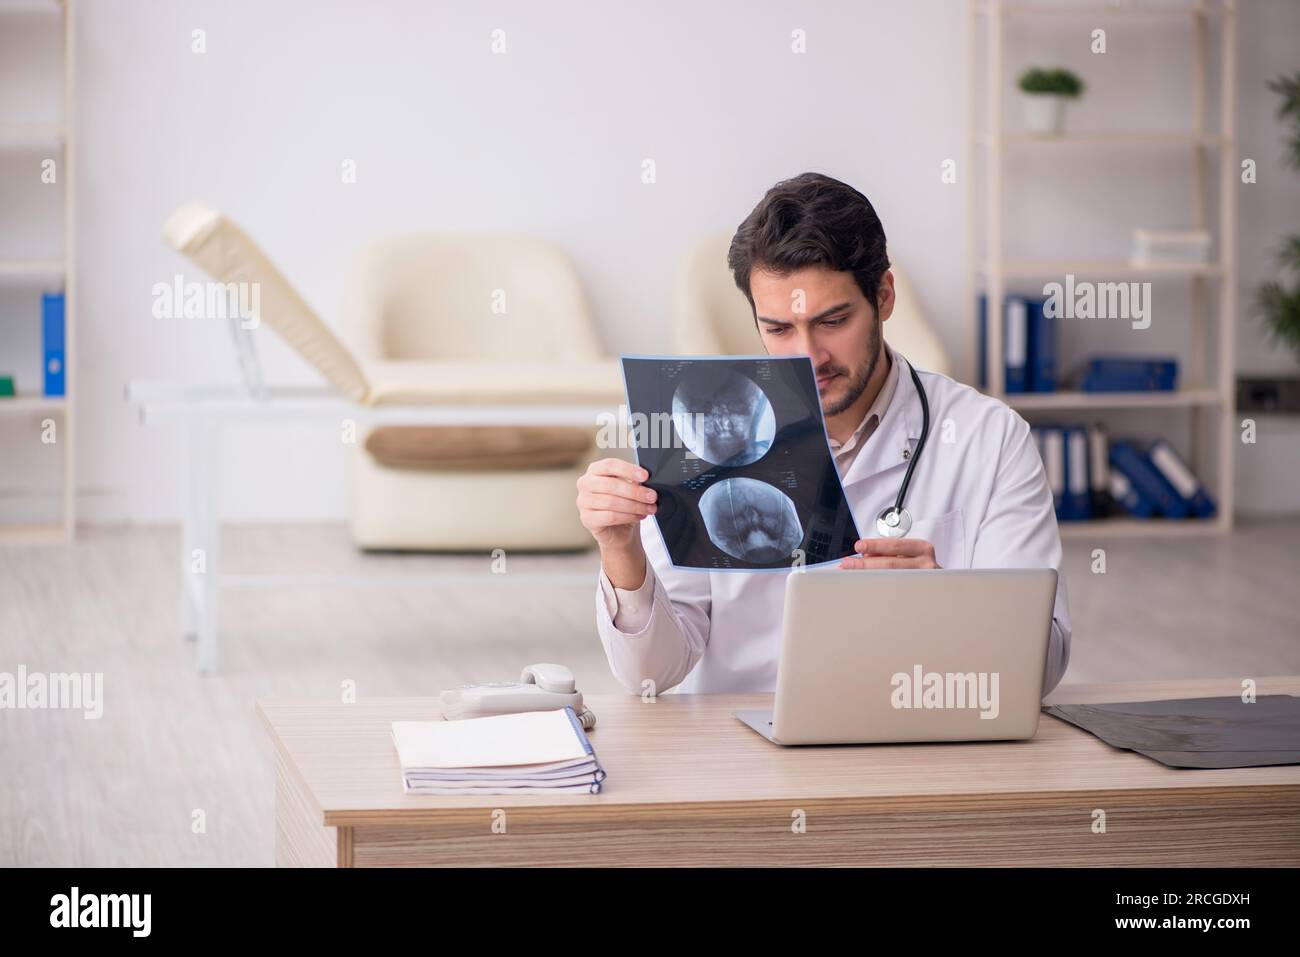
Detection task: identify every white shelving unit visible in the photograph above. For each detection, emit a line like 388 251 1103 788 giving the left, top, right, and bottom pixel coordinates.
0 0 75 543
966 0 1237 537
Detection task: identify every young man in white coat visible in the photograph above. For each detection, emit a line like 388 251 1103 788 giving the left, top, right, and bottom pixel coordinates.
577 172 1071 697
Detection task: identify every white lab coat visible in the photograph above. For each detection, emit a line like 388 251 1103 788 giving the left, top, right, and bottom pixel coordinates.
595 351 1071 696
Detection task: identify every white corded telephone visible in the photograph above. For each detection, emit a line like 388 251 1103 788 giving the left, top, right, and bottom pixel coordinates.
440 663 597 730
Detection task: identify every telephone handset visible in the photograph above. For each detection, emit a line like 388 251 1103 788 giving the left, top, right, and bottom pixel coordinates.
439 663 597 730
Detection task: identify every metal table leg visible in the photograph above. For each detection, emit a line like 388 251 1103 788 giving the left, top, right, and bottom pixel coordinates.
179 420 222 673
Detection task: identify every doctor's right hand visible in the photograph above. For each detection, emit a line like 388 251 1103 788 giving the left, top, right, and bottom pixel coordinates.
576 458 657 585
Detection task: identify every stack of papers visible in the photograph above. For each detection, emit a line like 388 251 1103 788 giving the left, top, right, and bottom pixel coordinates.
392 707 606 794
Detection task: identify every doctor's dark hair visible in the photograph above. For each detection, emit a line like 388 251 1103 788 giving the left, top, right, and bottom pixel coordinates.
727 172 891 316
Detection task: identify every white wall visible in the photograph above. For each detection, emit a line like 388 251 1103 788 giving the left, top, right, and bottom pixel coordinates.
3 0 1297 523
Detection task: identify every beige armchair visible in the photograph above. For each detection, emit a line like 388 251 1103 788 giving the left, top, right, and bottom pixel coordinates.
162 203 622 552
672 233 953 375
343 235 620 551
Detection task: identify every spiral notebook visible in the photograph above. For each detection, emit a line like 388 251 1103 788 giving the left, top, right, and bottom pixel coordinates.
392 706 605 794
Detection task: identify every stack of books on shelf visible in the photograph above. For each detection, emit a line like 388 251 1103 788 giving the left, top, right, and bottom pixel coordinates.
1031 425 1216 523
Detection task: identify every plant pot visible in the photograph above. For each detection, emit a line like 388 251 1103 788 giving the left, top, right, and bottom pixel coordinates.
1022 93 1067 136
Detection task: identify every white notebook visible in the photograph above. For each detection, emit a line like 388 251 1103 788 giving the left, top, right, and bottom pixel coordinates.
392 707 605 795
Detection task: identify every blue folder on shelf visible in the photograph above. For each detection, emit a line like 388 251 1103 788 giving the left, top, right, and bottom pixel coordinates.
1148 440 1217 518
1087 425 1112 516
1040 426 1066 518
1079 356 1177 393
980 294 1056 393
1108 469 1157 518
42 291 65 397
1028 297 1057 393
1060 426 1093 521
978 294 1029 393
1108 441 1190 518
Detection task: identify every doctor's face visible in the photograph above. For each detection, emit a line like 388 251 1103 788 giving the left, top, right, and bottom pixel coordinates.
749 265 893 418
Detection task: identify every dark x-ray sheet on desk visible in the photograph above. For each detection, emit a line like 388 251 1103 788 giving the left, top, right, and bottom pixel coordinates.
620 355 859 571
1045 695 1300 769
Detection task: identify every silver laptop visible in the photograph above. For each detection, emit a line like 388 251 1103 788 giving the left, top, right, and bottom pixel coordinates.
734 568 1057 745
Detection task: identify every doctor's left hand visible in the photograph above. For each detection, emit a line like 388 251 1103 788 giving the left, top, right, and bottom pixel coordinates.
839 537 941 570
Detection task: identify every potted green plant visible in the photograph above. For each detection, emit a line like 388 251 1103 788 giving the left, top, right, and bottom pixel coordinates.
1017 67 1085 136
1256 72 1300 366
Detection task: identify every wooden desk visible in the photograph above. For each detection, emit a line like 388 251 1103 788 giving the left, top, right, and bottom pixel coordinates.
257 677 1300 867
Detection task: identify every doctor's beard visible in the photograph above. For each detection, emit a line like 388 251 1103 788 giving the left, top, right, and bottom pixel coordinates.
816 312 883 417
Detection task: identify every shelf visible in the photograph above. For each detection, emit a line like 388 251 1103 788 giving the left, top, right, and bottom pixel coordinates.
2 0 74 545
978 259 1220 278
976 131 1225 148
1059 517 1225 538
968 0 1237 536
0 123 65 151
0 258 65 283
1004 388 1222 410
978 1 1215 17
0 394 66 414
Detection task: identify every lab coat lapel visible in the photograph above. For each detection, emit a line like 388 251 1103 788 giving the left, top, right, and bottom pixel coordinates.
837 349 926 492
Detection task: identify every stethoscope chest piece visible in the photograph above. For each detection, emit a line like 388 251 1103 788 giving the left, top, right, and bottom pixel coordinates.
875 506 912 538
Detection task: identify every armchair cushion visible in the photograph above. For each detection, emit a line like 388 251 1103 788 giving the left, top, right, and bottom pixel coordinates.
365 425 593 471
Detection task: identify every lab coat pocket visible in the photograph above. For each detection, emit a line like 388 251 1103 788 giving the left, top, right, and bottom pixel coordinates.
908 508 966 569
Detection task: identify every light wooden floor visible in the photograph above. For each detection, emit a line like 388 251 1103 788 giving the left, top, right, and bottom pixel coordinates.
2 520 1298 866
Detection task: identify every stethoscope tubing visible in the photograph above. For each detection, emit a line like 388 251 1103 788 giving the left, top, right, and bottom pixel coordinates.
874 363 930 537
893 363 930 516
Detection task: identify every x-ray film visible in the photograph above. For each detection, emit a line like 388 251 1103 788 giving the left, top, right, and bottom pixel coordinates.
1044 695 1300 769
620 355 860 571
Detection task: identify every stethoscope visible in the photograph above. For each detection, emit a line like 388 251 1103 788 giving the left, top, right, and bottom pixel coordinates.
874 364 931 538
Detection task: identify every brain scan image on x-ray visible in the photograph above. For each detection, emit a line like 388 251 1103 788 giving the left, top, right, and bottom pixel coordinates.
621 355 860 571
671 367 775 467
698 477 803 563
